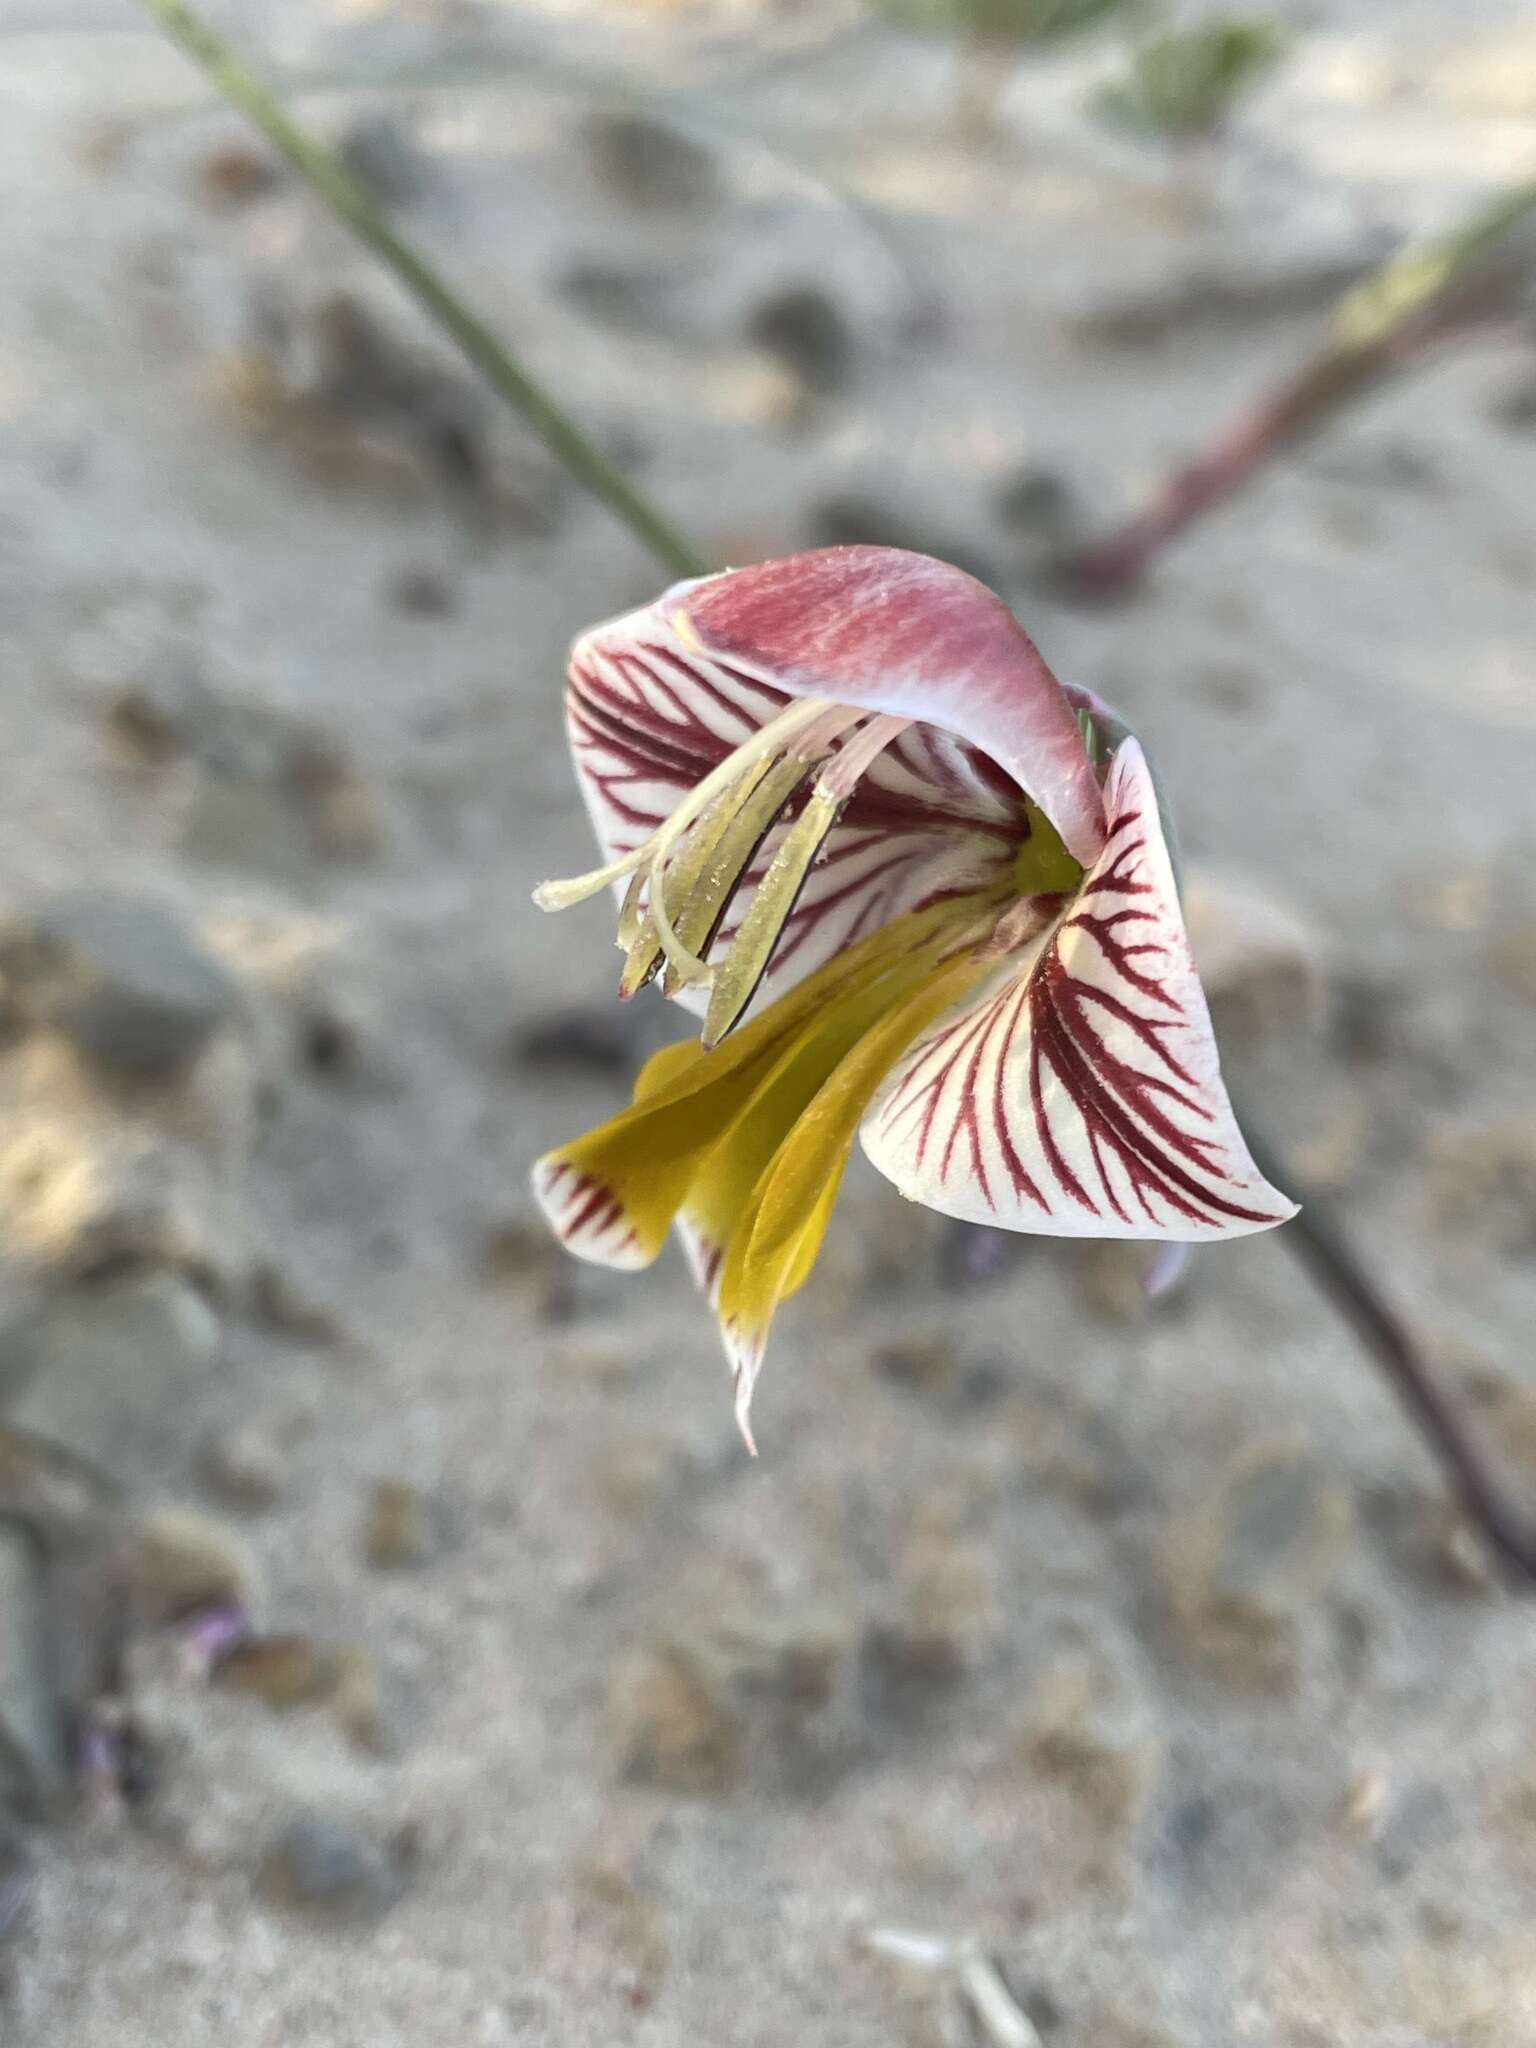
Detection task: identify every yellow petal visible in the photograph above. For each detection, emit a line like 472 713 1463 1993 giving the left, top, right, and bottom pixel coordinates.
673 927 956 1298
532 898 990 1273
717 943 992 1414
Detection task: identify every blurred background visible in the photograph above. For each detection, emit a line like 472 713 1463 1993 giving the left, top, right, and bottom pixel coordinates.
0 1 1534 2041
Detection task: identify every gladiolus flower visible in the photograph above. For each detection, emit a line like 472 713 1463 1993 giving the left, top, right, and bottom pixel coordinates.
532 547 1294 1443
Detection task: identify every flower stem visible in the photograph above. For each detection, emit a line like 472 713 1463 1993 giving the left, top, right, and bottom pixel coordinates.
1240 1125 1536 1584
135 0 709 583
1058 178 1536 599
139 0 1536 1581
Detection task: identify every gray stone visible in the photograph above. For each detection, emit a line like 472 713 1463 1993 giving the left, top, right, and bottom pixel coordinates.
582 111 720 213
993 463 1078 536
745 285 854 397
0 893 238 1078
260 1811 408 1922
510 1001 673 1079
338 113 431 210
200 1419 288 1511
6 1273 222 1476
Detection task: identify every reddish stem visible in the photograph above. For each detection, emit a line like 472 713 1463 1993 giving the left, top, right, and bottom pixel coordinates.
1239 1122 1536 1586
1058 305 1510 600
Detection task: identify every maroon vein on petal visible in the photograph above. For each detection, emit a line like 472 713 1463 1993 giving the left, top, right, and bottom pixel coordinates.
564 588 1028 1023
860 738 1297 1241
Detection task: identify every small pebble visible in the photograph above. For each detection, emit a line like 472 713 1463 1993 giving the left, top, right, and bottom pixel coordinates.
0 892 239 1078
194 142 280 211
200 1421 287 1512
1430 1117 1536 1258
607 1644 739 1794
592 1433 689 1521
0 1826 34 1943
362 1478 436 1571
614 1603 860 1796
582 111 719 213
554 260 682 337
331 1646 393 1756
338 112 429 209
250 1262 347 1349
480 1219 561 1285
384 565 457 617
858 1623 967 1730
993 463 1078 537
1489 369 1536 434
7 1277 224 1472
260 1811 407 1923
215 1634 335 1709
0 1532 67 1815
744 285 854 397
871 1330 963 1398
511 1006 644 1079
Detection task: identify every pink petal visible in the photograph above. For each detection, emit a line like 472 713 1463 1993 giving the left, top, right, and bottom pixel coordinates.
859 738 1297 1240
566 565 1036 1020
678 548 1107 865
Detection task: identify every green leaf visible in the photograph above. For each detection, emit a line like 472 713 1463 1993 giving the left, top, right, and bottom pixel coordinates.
1090 17 1286 143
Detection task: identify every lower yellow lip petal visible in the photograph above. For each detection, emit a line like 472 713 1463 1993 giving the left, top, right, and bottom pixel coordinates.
716 941 992 1422
532 898 993 1276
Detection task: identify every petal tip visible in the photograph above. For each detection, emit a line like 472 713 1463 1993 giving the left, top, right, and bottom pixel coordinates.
531 1152 652 1271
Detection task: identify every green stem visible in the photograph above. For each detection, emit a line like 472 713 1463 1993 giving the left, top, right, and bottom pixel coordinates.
136 0 708 582
138 0 1535 1580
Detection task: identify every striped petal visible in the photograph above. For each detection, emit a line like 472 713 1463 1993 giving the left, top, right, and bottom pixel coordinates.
679 549 1107 865
859 738 1297 1240
564 548 1099 1020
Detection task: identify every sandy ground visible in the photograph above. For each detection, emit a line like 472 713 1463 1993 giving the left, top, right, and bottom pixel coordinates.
0 1 1535 2042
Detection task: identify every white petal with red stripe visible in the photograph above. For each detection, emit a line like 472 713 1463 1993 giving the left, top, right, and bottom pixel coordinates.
859 739 1296 1241
566 564 1034 1019
531 1155 653 1270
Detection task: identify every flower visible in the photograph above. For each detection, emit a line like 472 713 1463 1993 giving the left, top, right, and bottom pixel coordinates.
532 546 1295 1442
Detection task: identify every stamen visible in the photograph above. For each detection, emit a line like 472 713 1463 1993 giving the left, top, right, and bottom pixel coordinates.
817 713 912 800
658 750 814 995
645 703 863 989
703 787 843 1047
533 694 843 916
616 868 649 950
699 714 915 1043
532 841 654 913
620 753 794 997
